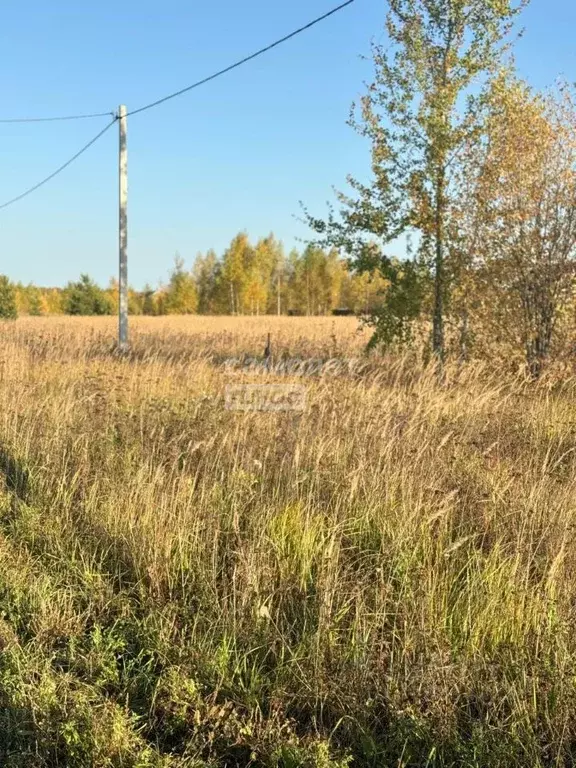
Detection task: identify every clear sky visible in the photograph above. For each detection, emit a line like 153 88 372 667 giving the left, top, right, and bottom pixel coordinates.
0 0 574 289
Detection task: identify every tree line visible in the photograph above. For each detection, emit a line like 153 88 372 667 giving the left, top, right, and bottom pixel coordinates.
0 235 388 320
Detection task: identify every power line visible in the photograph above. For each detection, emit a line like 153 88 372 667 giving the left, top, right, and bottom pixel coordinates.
0 118 117 211
0 1 354 125
127 0 355 117
0 1 355 210
0 111 115 124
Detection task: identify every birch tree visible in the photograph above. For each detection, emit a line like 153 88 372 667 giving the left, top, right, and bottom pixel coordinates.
307 0 526 359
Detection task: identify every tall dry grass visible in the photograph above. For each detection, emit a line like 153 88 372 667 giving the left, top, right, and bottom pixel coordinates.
0 316 575 767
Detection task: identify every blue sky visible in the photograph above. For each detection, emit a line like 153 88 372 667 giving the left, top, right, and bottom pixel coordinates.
0 0 574 289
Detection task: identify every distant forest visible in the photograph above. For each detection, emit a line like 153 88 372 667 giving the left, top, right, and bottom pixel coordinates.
3 233 387 318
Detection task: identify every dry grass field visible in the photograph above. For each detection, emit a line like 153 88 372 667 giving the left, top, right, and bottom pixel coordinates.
1 315 576 767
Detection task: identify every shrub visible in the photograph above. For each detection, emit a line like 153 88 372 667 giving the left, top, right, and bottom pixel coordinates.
0 276 17 320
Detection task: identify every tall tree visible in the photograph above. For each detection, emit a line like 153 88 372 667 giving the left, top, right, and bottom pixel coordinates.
324 248 347 311
307 0 526 358
193 249 220 314
221 233 252 314
460 76 576 375
255 235 286 315
289 246 327 315
27 285 43 316
244 238 272 315
164 257 198 315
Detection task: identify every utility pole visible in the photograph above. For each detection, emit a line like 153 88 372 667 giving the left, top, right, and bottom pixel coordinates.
118 105 128 351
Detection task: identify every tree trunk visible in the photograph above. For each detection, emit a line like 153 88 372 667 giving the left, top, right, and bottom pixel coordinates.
458 309 469 364
433 168 446 363
523 279 554 379
277 276 281 316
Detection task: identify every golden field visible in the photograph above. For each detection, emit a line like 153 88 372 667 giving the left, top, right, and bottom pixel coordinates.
0 315 576 767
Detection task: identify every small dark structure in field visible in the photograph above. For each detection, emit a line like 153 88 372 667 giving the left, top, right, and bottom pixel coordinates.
264 333 272 359
287 309 304 316
263 332 272 371
332 308 355 317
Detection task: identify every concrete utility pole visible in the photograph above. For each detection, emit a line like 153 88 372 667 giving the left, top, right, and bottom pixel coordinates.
118 105 128 351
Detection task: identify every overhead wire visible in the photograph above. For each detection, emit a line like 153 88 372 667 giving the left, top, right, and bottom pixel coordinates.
0 111 115 124
126 0 355 116
0 1 354 125
0 0 355 210
0 117 117 211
